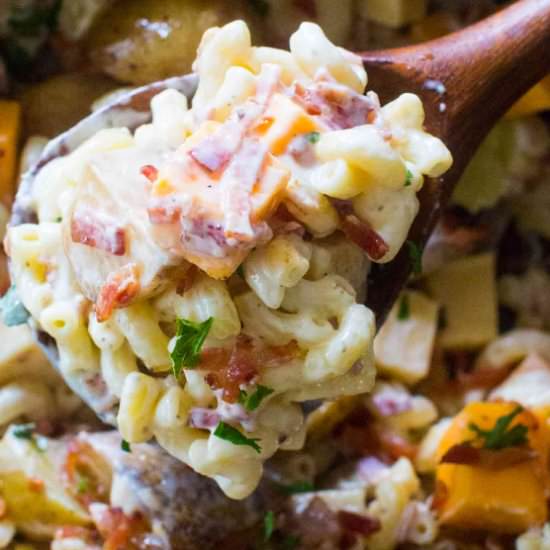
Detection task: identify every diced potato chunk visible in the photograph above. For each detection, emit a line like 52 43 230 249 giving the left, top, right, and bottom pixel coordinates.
436 402 550 534
490 354 550 416
374 290 438 384
366 0 427 28
425 253 497 350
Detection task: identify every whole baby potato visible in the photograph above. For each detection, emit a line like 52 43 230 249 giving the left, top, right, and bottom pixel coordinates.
86 0 255 85
21 72 117 138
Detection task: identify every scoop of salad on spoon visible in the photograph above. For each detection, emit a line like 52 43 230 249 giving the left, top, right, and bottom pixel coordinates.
2 0 549 499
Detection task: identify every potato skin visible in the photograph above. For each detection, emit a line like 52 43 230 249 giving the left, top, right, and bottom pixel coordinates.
21 72 116 138
86 0 255 85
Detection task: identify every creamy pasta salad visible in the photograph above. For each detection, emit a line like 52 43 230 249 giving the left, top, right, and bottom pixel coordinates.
5 20 451 499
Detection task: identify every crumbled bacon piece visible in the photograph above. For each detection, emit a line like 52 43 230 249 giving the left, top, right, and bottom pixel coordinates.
292 81 375 129
63 439 111 506
440 443 537 469
95 263 140 322
92 506 149 550
332 200 389 260
203 337 299 402
190 137 232 172
293 0 317 17
337 510 381 537
28 477 44 492
71 210 126 256
140 164 158 182
147 203 182 225
176 265 198 295
55 525 100 544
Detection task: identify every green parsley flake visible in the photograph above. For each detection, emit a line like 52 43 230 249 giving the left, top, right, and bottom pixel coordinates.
468 406 528 450
238 385 274 411
236 264 245 278
406 240 423 276
397 294 410 321
213 422 261 453
264 510 275 541
404 169 413 187
77 475 90 494
170 317 213 376
282 535 300 549
12 423 35 440
277 480 314 495
12 423 46 452
305 131 321 144
0 286 30 327
121 439 131 453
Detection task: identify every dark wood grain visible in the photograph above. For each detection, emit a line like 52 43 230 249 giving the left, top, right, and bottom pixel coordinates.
362 0 550 325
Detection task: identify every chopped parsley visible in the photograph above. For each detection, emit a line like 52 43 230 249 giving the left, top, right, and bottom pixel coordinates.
76 475 90 494
170 317 213 376
281 535 300 549
121 439 131 453
469 406 528 450
276 480 314 495
55 216 62 223
406 240 423 276
0 286 30 327
12 423 46 452
305 131 321 144
404 169 413 187
264 510 275 541
12 423 35 440
239 385 274 411
236 264 245 278
397 294 410 321
213 422 261 453
247 0 270 16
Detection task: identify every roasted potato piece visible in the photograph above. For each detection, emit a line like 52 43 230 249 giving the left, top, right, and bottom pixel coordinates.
86 0 253 85
21 73 116 138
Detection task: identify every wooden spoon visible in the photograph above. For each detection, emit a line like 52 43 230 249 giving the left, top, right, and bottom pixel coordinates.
362 0 550 323
11 0 550 333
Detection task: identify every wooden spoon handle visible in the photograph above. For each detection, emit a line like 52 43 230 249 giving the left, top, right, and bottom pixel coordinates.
362 0 550 324
362 0 550 177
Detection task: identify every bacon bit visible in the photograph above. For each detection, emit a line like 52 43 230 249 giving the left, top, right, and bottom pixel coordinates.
337 511 381 537
293 0 317 17
63 439 111 506
204 337 299 402
190 136 232 172
431 480 449 511
71 210 126 256
0 497 6 519
55 525 99 543
292 81 375 129
176 265 198 295
28 477 44 492
378 430 418 461
332 200 389 260
456 365 511 391
440 443 538 469
140 164 158 182
147 204 182 225
93 507 149 550
95 263 140 322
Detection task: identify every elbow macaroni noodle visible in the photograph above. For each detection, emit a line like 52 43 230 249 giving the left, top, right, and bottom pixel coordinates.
6 20 452 498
